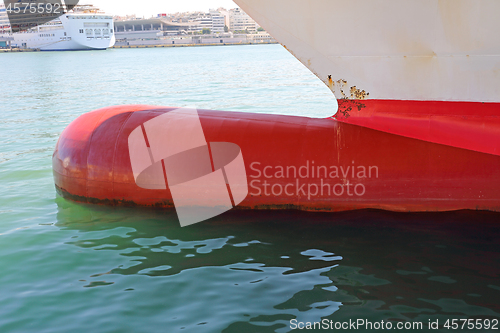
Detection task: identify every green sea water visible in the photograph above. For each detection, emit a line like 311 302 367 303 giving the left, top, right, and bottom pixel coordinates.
1 44 499 332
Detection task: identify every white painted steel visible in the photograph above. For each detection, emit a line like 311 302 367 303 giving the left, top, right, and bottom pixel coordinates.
234 0 500 102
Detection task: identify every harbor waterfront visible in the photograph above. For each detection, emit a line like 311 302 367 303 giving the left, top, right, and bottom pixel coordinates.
0 40 277 51
1 44 499 332
0 48 38 52
111 40 277 49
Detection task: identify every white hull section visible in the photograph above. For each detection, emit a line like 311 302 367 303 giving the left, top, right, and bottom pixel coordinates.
234 0 500 103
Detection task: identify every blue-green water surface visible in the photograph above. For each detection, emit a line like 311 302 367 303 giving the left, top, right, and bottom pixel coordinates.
1 44 499 332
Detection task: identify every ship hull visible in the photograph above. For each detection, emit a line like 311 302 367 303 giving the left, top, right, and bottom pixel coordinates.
53 105 500 213
52 2 500 217
335 99 500 156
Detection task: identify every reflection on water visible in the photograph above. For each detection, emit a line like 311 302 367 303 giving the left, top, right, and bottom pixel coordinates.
55 199 500 332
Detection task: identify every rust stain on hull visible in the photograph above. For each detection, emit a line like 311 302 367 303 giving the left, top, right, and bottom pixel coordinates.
326 76 369 119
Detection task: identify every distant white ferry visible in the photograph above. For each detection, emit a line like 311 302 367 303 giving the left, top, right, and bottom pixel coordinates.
0 3 115 51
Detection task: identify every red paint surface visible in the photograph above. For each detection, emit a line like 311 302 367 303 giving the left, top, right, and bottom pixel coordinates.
336 99 500 156
53 103 500 213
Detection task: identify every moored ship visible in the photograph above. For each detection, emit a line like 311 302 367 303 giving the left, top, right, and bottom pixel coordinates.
0 3 115 51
